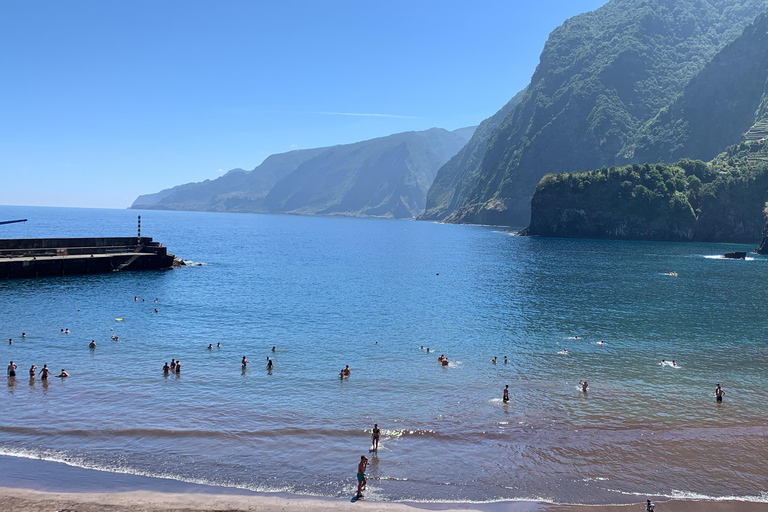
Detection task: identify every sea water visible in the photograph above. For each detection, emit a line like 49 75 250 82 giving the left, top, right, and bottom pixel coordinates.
0 205 766 504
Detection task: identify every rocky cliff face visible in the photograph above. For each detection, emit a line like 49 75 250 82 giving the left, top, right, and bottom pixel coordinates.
419 88 526 221
425 0 767 227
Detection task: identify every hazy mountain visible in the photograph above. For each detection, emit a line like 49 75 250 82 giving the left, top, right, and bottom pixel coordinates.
424 0 767 227
131 127 474 218
264 128 472 218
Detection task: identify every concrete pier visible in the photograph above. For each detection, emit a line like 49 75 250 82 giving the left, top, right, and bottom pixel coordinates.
0 237 176 279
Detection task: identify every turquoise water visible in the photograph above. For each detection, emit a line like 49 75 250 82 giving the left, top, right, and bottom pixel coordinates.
0 205 766 504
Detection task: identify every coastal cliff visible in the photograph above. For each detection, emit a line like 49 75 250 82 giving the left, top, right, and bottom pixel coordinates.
423 0 767 227
525 141 768 243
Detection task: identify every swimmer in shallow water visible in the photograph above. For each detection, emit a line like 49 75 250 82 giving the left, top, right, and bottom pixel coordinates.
598 340 605 345
163 362 170 374
559 349 568 355
40 365 49 380
207 344 213 349
343 365 351 376
504 356 508 364
7 361 17 378
242 356 249 368
89 340 96 348
491 357 497 364
57 369 69 378
579 380 588 393
29 365 37 378
266 357 273 370
503 385 509 402
715 383 725 403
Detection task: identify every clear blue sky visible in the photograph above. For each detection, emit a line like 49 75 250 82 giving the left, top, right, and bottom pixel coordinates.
0 0 606 208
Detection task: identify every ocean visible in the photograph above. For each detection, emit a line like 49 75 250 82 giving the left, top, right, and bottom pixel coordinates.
0 205 766 505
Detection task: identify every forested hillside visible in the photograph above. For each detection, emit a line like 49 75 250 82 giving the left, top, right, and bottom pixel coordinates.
425 0 767 227
525 139 768 242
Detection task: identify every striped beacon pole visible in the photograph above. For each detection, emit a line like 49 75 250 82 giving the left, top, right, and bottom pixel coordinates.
138 215 141 243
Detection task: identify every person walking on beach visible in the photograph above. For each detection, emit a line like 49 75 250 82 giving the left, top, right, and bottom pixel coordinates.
7 361 17 378
356 455 369 497
715 383 725 403
371 424 381 451
503 385 510 403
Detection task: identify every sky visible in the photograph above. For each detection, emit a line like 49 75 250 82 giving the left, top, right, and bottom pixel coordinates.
0 0 607 209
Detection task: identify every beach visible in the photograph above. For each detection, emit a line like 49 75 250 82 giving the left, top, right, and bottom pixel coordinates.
2 486 768 512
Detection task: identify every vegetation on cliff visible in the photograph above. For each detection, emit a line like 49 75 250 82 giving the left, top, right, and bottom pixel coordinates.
526 140 768 242
425 0 768 227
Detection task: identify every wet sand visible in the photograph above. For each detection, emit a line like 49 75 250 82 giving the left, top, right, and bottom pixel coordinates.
1 486 768 512
0 455 766 512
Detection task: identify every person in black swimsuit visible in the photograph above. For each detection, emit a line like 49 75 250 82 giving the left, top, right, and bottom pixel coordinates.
266 357 273 370
371 423 381 450
503 385 510 402
7 361 17 378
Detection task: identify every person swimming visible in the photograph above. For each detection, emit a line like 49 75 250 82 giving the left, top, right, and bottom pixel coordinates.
89 340 96 348
342 365 351 376
579 380 588 393
672 360 677 367
441 357 449 366
271 346 276 352
559 349 568 355
57 369 69 378
217 343 221 348
491 357 497 364
504 356 508 364
207 344 213 349
266 357 273 370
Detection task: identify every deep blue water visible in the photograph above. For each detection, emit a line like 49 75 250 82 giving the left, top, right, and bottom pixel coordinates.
0 205 766 504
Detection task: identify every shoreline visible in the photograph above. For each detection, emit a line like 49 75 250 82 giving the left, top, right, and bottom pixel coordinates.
1 455 767 512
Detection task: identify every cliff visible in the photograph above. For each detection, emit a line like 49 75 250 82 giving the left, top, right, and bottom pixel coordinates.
525 140 768 243
424 0 767 227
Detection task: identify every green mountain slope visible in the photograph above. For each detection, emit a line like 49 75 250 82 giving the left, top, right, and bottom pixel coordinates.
525 140 768 243
631 11 768 163
430 0 767 227
264 128 470 219
419 87 527 220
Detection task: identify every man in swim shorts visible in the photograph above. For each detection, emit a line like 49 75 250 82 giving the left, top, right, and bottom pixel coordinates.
356 455 369 497
715 383 725 402
7 361 16 378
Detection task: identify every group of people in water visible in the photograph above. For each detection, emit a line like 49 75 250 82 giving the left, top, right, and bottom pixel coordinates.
7 361 67 380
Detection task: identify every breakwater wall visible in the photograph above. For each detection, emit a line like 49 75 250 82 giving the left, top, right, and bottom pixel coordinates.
0 237 176 279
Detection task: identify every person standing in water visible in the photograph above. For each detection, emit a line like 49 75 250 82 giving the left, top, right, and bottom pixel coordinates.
715 383 725 403
163 362 170 375
266 357 273 370
580 380 589 393
371 424 381 451
356 455 369 497
40 365 49 380
175 361 181 374
7 361 17 378
29 365 37 378
242 356 249 368
503 385 510 402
